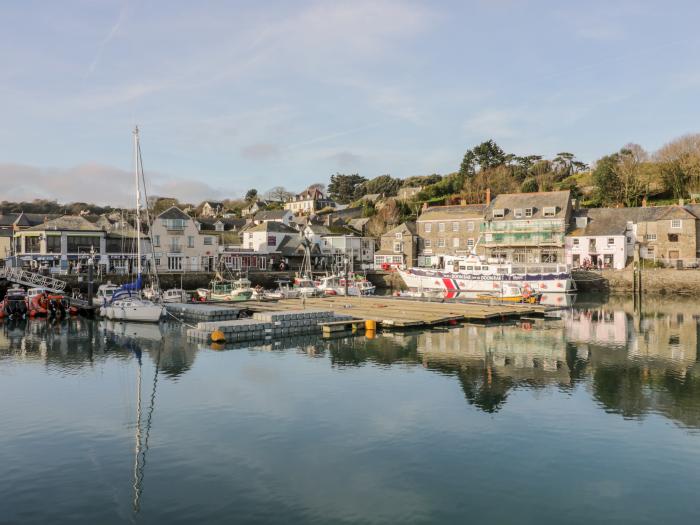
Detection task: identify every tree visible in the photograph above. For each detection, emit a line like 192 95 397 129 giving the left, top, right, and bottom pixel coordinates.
360 175 402 197
307 182 326 194
617 144 648 207
655 133 700 198
328 173 367 204
244 188 258 202
592 154 623 206
264 186 293 202
520 177 539 193
459 140 507 179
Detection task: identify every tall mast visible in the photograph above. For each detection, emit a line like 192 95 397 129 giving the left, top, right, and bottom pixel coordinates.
133 127 142 276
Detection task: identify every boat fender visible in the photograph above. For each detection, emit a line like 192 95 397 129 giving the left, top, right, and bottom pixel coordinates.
211 330 226 343
522 322 532 331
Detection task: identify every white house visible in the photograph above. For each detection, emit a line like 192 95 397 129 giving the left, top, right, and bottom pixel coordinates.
253 209 293 226
284 188 334 215
320 234 375 270
242 221 300 254
566 209 634 270
151 207 218 272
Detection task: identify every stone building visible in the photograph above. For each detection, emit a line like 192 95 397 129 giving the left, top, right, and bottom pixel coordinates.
284 188 334 215
416 204 487 267
374 222 418 269
481 190 573 264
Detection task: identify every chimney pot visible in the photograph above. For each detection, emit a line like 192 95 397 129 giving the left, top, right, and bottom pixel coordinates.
485 188 491 205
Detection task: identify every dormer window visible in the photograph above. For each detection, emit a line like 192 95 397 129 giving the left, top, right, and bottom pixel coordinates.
525 208 533 218
543 207 556 217
514 208 523 219
575 216 587 228
493 208 505 218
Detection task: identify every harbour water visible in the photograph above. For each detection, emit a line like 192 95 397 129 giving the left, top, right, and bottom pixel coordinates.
2 294 700 524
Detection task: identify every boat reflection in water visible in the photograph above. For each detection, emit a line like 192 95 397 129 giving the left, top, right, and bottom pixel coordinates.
2 294 700 522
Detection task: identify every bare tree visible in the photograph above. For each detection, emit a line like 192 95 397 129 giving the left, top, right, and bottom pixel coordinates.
264 186 294 202
655 133 700 198
617 143 648 207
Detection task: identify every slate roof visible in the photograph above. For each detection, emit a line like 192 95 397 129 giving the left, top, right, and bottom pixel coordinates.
254 209 290 221
246 221 298 234
418 204 487 221
383 221 417 237
157 206 191 220
0 213 21 226
26 215 102 232
487 190 571 220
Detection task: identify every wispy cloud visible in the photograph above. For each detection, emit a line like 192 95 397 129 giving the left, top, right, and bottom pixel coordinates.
85 0 130 77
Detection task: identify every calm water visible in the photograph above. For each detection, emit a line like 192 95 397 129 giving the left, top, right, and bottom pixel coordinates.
2 295 700 524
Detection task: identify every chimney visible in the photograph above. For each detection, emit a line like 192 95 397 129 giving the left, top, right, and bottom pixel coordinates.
641 197 647 207
485 188 491 205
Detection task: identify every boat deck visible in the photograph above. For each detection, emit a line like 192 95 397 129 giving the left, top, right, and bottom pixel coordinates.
242 295 553 329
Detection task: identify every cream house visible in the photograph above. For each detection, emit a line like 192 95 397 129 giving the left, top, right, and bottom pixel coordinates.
151 207 218 272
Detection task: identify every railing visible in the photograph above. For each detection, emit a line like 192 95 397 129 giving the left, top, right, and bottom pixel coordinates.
481 221 565 233
0 267 67 292
482 233 564 245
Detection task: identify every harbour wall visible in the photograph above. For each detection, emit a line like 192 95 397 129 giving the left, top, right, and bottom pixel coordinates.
574 269 700 295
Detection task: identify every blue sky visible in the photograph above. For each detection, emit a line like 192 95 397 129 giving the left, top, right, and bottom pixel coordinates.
1 0 699 206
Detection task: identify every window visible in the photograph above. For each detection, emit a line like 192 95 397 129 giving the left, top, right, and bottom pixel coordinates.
467 222 475 232
267 235 276 246
25 236 41 253
607 238 615 246
424 223 432 233
626 236 632 244
203 237 213 245
525 208 533 218
162 218 186 230
452 238 460 248
169 237 181 253
66 235 100 253
153 235 160 247
424 239 432 248
154 258 161 266
671 219 682 229
467 239 474 249
46 236 61 253
395 232 402 239
493 209 505 218
572 238 579 246
167 256 182 271
647 246 655 256
646 233 657 241
543 207 556 217
514 208 523 219
452 222 459 232
215 223 224 232
439 223 445 232
541 252 558 263
668 234 679 242
438 238 445 248
187 236 195 248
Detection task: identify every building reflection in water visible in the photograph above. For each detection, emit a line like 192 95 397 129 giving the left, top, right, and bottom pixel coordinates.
2 296 700 431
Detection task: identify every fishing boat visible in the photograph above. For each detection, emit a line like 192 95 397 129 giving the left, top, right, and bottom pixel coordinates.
398 254 575 295
262 280 301 300
197 275 253 302
317 273 376 296
161 288 188 303
102 127 164 323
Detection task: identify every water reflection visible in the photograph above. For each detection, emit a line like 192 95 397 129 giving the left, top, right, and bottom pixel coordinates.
2 295 700 432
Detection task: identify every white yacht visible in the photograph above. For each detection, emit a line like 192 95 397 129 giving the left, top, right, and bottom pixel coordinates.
398 254 575 294
317 274 376 296
102 127 164 323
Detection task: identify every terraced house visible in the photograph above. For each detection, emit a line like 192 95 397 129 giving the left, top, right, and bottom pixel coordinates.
481 190 573 264
151 207 218 272
416 203 487 267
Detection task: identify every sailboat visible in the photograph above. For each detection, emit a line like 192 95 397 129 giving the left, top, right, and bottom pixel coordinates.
102 127 164 323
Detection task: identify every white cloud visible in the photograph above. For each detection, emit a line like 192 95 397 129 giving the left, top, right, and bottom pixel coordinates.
0 162 224 207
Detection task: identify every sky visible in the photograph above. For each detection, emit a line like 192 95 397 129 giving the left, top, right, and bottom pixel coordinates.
1 0 700 207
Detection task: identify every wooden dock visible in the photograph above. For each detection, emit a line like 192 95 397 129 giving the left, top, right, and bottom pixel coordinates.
242 296 552 329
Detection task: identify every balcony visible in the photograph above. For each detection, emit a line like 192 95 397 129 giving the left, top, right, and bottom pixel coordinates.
481 220 565 233
482 233 564 246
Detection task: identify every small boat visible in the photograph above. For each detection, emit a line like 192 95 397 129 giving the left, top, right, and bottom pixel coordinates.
93 283 121 307
162 288 188 303
293 276 320 297
263 280 301 300
142 284 162 301
102 297 165 322
0 286 28 319
197 277 253 302
476 284 541 304
317 273 375 296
